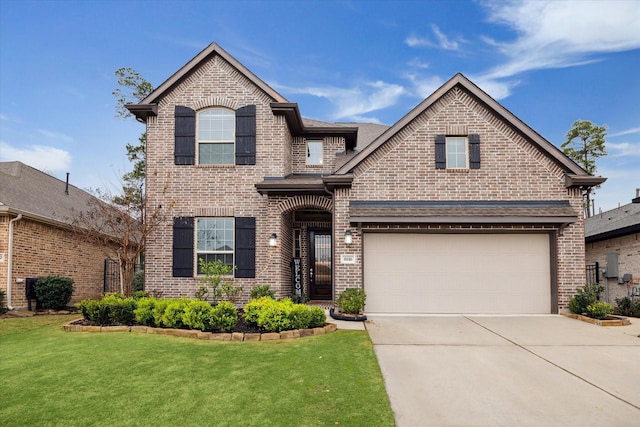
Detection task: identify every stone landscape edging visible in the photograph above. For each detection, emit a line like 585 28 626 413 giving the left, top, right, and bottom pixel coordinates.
560 312 631 326
62 318 338 341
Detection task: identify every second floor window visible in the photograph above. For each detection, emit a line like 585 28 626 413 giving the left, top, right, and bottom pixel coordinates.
307 140 323 165
198 108 235 164
446 137 468 169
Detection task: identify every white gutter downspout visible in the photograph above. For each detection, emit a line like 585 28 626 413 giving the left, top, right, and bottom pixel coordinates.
6 214 23 310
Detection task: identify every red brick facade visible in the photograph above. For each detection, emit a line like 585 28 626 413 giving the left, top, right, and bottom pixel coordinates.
135 43 593 312
0 216 112 308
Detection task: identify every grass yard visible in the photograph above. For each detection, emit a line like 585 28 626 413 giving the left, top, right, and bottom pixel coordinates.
0 315 395 427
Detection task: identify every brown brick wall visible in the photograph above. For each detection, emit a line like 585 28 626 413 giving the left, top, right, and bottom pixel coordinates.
144 53 303 300
5 218 113 308
586 233 640 303
143 52 586 311
331 86 586 310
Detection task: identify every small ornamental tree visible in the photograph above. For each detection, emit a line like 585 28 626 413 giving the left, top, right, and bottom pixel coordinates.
561 120 607 217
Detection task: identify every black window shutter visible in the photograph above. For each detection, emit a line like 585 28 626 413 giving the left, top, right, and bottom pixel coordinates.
469 134 481 169
235 105 256 165
235 217 256 278
175 106 195 165
435 134 446 169
173 217 194 277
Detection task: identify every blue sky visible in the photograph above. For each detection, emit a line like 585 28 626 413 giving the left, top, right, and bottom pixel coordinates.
1 0 639 212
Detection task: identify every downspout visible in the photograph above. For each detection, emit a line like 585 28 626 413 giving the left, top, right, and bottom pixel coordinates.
6 214 23 310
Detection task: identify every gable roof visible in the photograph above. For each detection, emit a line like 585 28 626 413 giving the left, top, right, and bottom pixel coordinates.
128 42 288 121
0 161 97 227
334 73 604 186
585 201 640 243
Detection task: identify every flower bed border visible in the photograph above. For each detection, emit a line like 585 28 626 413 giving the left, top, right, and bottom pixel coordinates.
62 318 337 341
561 312 631 326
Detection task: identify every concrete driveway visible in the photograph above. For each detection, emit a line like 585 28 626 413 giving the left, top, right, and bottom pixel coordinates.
366 315 640 427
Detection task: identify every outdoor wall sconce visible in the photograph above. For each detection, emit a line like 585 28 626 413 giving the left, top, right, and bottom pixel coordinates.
269 233 278 247
344 229 353 245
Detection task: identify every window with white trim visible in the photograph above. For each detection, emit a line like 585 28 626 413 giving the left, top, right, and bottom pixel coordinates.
197 108 235 164
306 140 323 165
196 218 234 273
446 137 468 169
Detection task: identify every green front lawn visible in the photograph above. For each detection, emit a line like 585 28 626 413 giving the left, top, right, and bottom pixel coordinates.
0 315 395 426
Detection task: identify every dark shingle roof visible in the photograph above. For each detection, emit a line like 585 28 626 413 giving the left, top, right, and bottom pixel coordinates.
349 200 579 224
0 161 96 226
301 118 390 151
585 202 640 241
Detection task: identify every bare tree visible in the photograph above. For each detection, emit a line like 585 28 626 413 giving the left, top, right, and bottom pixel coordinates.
69 67 162 296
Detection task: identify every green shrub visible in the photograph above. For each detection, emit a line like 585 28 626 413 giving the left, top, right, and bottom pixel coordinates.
586 301 612 319
211 301 238 332
0 289 6 314
34 276 75 309
134 297 157 326
78 299 109 325
290 293 310 304
614 297 640 318
309 306 326 328
152 299 171 327
105 295 137 325
288 304 312 330
132 290 149 300
243 296 274 325
250 285 275 300
182 300 214 331
567 282 603 314
257 300 291 332
161 299 189 328
132 270 145 292
337 288 366 314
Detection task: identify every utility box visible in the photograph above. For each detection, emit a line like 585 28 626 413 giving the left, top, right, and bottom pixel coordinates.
605 253 619 278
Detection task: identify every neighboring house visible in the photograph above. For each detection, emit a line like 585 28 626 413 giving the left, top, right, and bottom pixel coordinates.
127 42 604 314
0 161 115 309
585 191 640 303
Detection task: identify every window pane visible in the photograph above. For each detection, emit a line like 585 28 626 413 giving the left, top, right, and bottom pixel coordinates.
198 109 234 141
446 137 467 168
307 140 323 165
199 143 234 164
196 218 234 261
196 253 234 273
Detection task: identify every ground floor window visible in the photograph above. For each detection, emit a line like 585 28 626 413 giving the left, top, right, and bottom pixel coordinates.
196 217 234 273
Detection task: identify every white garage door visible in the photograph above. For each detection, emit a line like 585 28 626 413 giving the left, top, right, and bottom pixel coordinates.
364 233 551 314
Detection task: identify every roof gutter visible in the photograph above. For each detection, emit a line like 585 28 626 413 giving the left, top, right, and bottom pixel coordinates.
6 214 23 310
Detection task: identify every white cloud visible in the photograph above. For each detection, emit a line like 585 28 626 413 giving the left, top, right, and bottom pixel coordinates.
609 127 640 138
405 25 465 51
0 141 71 172
607 142 640 157
36 129 74 143
468 76 519 100
404 74 444 99
276 80 405 122
479 0 640 81
591 165 640 212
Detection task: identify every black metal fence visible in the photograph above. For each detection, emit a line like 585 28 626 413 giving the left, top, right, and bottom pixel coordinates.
586 262 600 285
104 259 120 293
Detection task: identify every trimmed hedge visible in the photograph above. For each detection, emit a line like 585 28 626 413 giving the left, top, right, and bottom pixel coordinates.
243 297 326 332
79 295 325 333
34 276 75 309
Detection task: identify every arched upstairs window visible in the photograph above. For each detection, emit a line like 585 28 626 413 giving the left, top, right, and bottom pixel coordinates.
197 108 235 165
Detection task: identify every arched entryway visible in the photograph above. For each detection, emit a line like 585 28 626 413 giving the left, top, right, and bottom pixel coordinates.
277 195 333 300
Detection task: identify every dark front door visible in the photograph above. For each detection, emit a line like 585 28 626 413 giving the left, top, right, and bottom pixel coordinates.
309 230 332 300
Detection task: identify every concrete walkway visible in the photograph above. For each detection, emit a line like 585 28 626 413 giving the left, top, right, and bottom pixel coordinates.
366 315 640 427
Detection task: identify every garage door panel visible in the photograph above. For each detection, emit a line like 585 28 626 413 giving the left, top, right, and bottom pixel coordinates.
364 233 550 314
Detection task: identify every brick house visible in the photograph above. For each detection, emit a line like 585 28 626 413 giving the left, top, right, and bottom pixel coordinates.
585 192 640 303
0 161 115 309
127 43 604 314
